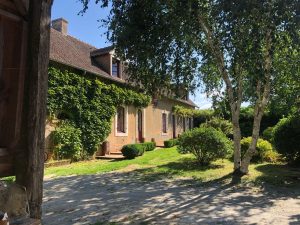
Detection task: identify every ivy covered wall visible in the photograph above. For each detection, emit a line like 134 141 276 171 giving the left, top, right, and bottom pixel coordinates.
47 67 150 158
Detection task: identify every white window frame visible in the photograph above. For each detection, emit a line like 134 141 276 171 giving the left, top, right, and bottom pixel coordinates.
115 105 128 137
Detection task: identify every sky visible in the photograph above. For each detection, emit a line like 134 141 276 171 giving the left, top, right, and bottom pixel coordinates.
51 0 212 109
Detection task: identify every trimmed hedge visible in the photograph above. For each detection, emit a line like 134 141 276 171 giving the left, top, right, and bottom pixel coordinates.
143 142 156 151
273 115 300 164
164 139 178 148
121 142 156 159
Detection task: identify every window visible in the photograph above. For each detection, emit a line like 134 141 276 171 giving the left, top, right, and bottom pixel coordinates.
162 113 167 133
183 117 186 132
112 59 120 78
117 106 125 133
115 106 128 136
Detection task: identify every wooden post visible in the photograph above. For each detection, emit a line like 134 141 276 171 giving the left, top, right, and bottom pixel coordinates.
15 0 52 219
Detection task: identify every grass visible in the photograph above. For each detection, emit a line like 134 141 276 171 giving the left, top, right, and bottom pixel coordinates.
45 147 184 177
45 147 300 187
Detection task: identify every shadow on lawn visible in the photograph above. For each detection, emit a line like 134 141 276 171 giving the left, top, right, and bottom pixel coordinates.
254 163 300 188
131 157 245 186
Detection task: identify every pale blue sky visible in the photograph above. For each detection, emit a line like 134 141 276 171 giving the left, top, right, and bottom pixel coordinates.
51 0 212 108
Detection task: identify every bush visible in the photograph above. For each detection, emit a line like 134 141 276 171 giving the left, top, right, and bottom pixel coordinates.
238 107 281 137
52 121 83 161
178 127 233 165
164 139 179 148
143 142 156 151
200 117 233 139
240 137 280 163
262 127 274 143
121 142 156 159
273 115 300 164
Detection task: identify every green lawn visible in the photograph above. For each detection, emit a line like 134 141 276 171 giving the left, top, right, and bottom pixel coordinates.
45 147 300 187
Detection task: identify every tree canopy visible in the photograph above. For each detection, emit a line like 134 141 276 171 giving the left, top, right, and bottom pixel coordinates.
80 0 299 174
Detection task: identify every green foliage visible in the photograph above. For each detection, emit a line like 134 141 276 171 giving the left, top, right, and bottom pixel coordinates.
142 142 156 151
269 33 300 116
200 117 233 139
121 144 144 159
164 139 178 148
173 105 214 127
172 105 213 118
121 142 156 159
48 67 150 157
52 121 83 161
262 127 274 143
273 115 300 164
178 127 233 165
238 107 281 137
240 137 280 163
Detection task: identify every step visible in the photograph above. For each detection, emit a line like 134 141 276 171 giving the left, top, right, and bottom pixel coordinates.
95 154 125 160
109 152 123 155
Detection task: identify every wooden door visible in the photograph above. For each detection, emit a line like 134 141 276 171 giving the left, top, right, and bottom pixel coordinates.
172 115 176 138
137 109 143 142
0 12 27 177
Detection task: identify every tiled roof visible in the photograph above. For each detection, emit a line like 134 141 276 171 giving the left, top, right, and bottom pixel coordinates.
49 28 197 108
90 45 115 56
50 28 124 83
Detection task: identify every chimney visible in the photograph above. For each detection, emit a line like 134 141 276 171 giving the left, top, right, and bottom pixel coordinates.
52 18 68 35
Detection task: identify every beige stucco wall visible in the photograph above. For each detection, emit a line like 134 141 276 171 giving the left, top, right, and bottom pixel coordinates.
106 97 194 152
106 105 138 153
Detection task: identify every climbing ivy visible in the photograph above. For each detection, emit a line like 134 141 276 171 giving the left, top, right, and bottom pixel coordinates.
47 67 150 157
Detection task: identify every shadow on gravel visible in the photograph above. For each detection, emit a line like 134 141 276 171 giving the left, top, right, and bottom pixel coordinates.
43 162 300 225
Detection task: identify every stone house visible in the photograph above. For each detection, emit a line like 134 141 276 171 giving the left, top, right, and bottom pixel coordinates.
48 18 197 155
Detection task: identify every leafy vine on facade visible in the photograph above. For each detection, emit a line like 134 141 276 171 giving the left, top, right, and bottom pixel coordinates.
47 67 151 157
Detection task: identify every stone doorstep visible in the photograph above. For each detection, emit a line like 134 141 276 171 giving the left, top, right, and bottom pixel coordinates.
95 152 124 160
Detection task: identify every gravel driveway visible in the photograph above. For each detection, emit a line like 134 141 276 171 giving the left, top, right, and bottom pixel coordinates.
43 170 300 225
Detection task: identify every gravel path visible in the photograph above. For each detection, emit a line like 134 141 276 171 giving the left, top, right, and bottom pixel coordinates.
42 171 300 225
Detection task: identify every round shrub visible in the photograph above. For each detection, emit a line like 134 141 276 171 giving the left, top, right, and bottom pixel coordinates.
121 142 155 159
262 127 274 143
143 142 156 151
273 115 300 164
240 137 280 163
164 139 179 148
52 121 83 161
178 127 233 165
121 144 144 159
200 117 233 139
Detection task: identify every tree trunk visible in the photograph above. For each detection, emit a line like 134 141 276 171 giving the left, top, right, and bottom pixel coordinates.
240 104 264 174
15 0 52 219
197 15 244 173
240 28 273 174
232 115 242 172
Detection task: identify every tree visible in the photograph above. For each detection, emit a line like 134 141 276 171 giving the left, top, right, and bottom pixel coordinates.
80 0 299 174
269 39 300 116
